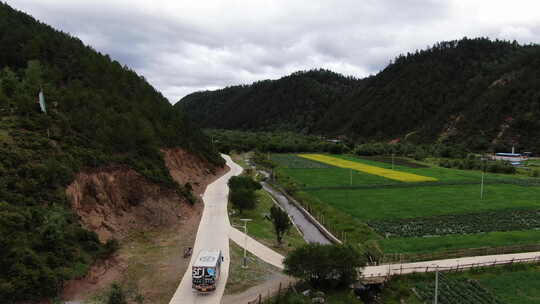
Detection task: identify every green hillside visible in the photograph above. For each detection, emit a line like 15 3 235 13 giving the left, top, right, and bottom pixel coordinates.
178 69 359 133
0 3 222 302
180 38 540 152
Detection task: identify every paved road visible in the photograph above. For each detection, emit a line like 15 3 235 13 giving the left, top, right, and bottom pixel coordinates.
168 155 243 304
229 227 285 269
361 251 540 279
261 182 331 244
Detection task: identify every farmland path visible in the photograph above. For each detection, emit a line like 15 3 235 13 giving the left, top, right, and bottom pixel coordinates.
229 227 285 269
362 251 540 279
168 155 243 304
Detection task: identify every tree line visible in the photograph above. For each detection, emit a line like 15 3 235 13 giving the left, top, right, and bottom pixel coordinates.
182 37 540 153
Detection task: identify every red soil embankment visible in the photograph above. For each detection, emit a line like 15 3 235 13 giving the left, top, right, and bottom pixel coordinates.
61 149 228 301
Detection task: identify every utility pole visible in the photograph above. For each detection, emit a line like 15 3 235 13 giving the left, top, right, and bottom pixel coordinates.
481 155 486 200
480 170 485 200
434 267 439 304
240 219 252 268
392 153 395 170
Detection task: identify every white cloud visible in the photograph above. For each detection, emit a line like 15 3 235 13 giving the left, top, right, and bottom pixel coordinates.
7 0 540 102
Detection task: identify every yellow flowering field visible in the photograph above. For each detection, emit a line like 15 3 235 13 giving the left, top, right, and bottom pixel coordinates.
297 154 437 182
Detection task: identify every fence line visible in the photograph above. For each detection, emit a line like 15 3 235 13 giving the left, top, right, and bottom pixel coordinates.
381 244 540 264
247 280 297 304
302 178 540 191
361 255 540 279
245 256 540 303
266 180 342 244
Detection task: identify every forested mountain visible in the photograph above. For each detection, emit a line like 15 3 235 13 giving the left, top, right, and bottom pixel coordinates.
178 69 359 133
180 38 540 152
0 3 221 302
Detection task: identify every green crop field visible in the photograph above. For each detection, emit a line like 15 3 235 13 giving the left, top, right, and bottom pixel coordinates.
380 230 540 254
471 265 540 304
383 263 540 304
272 153 540 257
307 184 540 221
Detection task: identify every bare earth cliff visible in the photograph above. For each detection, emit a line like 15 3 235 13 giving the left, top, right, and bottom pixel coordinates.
61 149 228 302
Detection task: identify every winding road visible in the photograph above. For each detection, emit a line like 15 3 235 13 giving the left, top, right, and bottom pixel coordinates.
168 155 243 304
168 155 540 304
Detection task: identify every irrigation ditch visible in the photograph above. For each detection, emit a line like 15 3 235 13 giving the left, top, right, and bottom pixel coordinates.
259 176 335 245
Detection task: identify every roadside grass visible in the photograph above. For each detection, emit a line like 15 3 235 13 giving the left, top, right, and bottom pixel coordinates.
380 263 540 304
224 240 281 295
231 152 252 169
84 227 191 304
230 189 305 256
306 183 540 221
381 230 540 254
119 229 191 303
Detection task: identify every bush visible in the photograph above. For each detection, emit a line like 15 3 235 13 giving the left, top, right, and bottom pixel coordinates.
284 244 366 289
230 188 256 213
269 205 292 245
439 158 516 175
228 176 261 191
101 239 120 258
107 283 127 304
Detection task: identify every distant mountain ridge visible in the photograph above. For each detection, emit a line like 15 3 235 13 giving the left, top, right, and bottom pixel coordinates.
180 38 540 151
178 69 360 133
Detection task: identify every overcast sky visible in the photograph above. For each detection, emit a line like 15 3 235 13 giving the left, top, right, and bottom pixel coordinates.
7 0 540 103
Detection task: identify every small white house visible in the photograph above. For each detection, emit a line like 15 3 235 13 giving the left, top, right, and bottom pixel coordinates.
492 152 528 165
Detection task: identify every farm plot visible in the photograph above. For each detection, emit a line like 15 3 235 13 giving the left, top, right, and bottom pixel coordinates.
334 154 533 183
271 153 335 168
408 263 540 304
298 154 437 182
416 274 503 304
380 230 540 254
357 155 429 168
369 209 540 238
280 167 399 188
273 154 540 255
472 265 540 304
306 184 540 221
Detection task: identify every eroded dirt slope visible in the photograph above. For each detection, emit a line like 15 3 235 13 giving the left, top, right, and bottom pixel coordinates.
162 148 220 195
67 165 185 242
62 149 228 302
